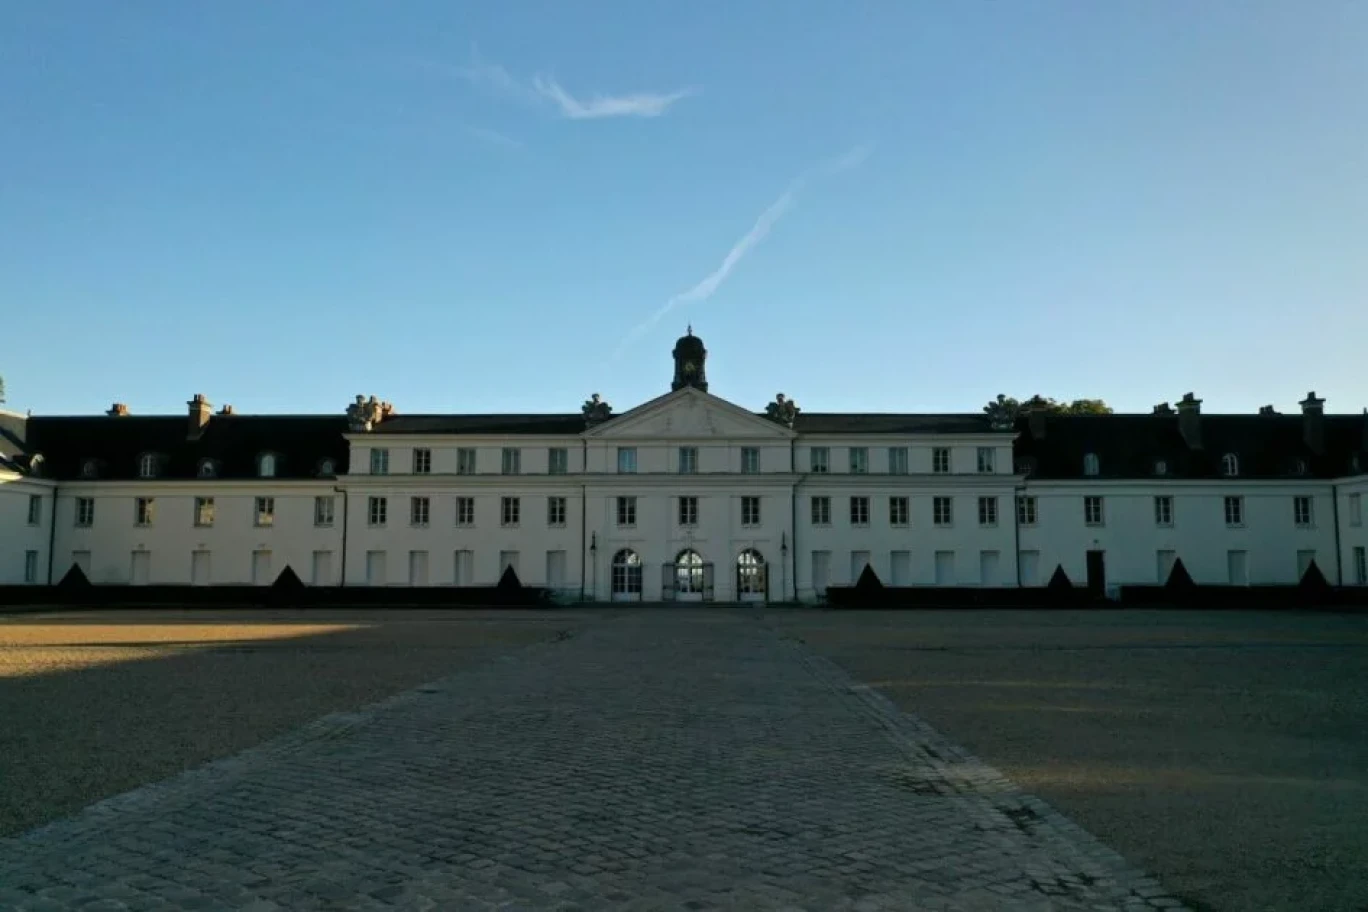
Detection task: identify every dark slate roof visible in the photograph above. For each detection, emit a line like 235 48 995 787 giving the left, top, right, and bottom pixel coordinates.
24 415 349 481
793 413 1000 434
377 414 586 435
1016 413 1368 480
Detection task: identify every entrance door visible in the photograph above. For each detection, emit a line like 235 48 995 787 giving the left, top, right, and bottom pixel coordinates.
673 549 706 602
546 550 567 591
453 550 473 586
934 551 954 586
1227 550 1248 585
1296 550 1317 581
980 550 1001 587
850 551 871 583
312 550 333 586
409 550 429 586
736 549 766 602
890 551 911 586
1019 550 1040 586
1086 550 1106 594
611 549 643 601
251 550 272 586
191 550 211 586
130 550 150 585
811 551 831 599
366 550 387 586
1157 550 1176 584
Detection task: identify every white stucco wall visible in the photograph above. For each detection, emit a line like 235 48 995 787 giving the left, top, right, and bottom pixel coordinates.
1335 475 1368 585
0 473 55 584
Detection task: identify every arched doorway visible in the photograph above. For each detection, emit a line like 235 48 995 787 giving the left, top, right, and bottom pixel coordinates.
674 549 707 602
736 549 767 602
611 549 643 601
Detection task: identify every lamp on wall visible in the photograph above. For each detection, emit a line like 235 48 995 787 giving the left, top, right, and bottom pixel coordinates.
780 531 788 558
590 532 597 555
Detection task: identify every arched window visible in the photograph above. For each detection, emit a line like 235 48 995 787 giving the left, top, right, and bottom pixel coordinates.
138 453 158 478
197 459 217 478
1153 459 1168 476
610 549 642 599
1221 453 1239 477
318 458 336 477
258 453 277 478
1083 452 1100 476
675 549 705 595
736 549 766 600
81 459 99 479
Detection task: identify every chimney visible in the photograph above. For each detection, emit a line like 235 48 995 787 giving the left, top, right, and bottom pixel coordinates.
1176 392 1202 449
218 404 234 416
1258 405 1279 416
1152 402 1174 415
1299 391 1325 454
107 402 130 417
188 394 212 438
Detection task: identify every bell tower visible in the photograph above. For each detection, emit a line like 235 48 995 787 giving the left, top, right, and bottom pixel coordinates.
671 326 708 392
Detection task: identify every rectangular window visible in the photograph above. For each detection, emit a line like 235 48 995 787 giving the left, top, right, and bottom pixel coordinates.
678 496 698 526
678 446 698 474
194 496 215 527
741 496 761 527
1224 495 1244 527
412 448 431 474
741 447 760 474
810 447 829 474
848 447 869 474
1154 496 1174 527
547 496 567 527
978 496 998 527
501 448 521 475
617 447 637 474
1349 493 1362 526
314 496 335 527
889 496 909 527
368 496 387 527
1084 495 1104 526
850 496 870 526
1016 496 1037 526
24 550 39 583
977 447 995 473
255 496 275 527
75 497 95 528
135 497 154 527
455 496 475 527
1293 495 1313 528
369 448 389 475
888 447 909 475
1355 546 1367 585
457 448 477 475
616 496 637 527
810 496 831 525
27 494 41 525
933 496 953 526
548 448 568 475
932 448 951 474
410 496 430 527
501 496 520 526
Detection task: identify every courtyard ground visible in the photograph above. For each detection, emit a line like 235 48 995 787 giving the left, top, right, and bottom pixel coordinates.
768 608 1368 912
0 608 579 837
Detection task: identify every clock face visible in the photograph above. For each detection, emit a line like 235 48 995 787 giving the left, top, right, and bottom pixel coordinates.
683 360 697 375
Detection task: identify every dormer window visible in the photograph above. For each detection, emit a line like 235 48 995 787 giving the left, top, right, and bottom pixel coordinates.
258 453 277 478
1221 453 1239 477
318 458 336 477
138 453 159 478
1293 459 1308 476
1352 454 1362 473
27 454 44 477
1154 459 1168 476
81 459 99 479
197 459 217 479
1083 452 1100 477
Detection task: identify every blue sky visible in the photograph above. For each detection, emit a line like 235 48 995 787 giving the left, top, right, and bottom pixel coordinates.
3 2 1365 417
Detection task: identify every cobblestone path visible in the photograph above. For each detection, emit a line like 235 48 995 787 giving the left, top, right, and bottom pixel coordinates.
0 612 1186 911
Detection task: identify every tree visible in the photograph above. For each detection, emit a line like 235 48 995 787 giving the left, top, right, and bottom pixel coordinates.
0 373 5 405
984 394 1113 422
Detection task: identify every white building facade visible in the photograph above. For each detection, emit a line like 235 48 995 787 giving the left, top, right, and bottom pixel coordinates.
3 333 1367 598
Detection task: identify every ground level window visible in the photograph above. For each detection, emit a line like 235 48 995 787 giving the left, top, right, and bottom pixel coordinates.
736 548 766 600
611 548 642 598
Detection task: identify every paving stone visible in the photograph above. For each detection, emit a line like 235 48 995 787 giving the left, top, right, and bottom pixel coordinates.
0 612 1187 911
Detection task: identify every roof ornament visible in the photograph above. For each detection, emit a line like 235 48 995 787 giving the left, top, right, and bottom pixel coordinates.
764 392 800 428
582 393 613 427
346 394 394 432
982 394 1017 431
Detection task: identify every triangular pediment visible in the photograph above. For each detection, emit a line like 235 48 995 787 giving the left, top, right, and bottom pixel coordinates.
585 387 794 439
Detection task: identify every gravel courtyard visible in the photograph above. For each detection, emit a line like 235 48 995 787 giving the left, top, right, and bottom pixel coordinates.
770 608 1368 912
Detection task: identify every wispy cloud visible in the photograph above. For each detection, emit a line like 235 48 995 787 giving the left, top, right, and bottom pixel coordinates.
463 125 524 149
611 144 874 359
531 76 693 120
